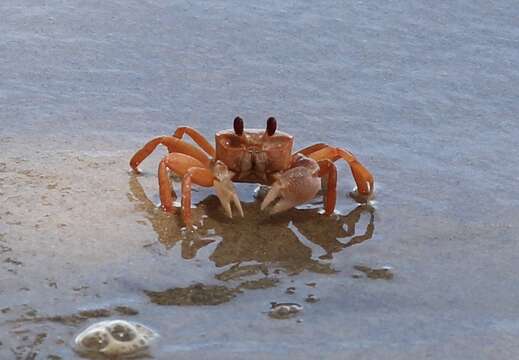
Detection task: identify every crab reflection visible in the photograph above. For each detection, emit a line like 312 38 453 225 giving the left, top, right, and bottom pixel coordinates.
129 175 375 275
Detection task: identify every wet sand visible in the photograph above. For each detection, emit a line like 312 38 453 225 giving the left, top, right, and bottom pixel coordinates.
1 1 519 359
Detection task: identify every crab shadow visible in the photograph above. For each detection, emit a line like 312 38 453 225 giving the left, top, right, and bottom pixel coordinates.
128 175 375 276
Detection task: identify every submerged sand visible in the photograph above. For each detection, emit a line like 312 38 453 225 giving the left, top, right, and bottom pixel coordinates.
1 1 519 359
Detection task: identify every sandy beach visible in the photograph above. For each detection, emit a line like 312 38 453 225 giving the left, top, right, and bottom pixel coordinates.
1 1 518 359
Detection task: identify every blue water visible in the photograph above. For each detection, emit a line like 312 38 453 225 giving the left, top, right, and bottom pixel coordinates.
1 1 519 359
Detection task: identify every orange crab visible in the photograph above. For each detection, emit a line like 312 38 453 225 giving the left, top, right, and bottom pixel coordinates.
129 117 374 226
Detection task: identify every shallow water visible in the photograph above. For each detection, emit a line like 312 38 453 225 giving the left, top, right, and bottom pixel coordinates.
1 1 519 359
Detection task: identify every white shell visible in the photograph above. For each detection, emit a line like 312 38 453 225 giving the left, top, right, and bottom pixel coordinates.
269 303 303 319
74 320 158 356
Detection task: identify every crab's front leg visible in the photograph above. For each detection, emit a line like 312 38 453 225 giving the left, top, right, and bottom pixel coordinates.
210 161 244 219
159 153 243 225
261 154 325 214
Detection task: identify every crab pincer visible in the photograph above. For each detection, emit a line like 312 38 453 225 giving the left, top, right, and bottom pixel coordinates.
212 161 244 219
261 154 322 214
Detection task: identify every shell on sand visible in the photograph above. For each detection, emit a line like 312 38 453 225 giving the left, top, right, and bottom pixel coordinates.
74 319 158 355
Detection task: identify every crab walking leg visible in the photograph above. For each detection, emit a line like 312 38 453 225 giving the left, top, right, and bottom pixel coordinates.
307 145 374 197
317 160 338 215
293 143 328 158
173 126 216 157
158 160 176 212
181 167 214 226
130 136 211 172
158 153 212 214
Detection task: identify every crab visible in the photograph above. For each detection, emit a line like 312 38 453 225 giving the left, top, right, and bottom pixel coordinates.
129 117 374 226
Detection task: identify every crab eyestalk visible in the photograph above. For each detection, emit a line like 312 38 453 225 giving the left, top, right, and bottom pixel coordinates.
234 116 244 136
266 117 277 136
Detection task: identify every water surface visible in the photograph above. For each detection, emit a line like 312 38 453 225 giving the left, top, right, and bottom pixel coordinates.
1 1 519 359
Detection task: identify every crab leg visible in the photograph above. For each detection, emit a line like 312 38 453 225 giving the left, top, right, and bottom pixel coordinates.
317 159 338 215
173 126 216 157
293 143 327 158
158 153 243 225
130 136 211 172
303 144 374 199
158 159 176 212
158 153 212 219
181 167 215 226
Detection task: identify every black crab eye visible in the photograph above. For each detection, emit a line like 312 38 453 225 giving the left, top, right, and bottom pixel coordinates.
233 116 244 135
266 117 277 136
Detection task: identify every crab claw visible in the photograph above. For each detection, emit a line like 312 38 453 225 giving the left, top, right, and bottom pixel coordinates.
212 160 244 219
261 161 321 214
